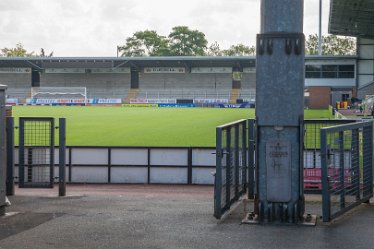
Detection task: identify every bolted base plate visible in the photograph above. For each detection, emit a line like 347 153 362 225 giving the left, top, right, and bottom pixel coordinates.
241 212 317 226
241 211 260 224
298 214 317 226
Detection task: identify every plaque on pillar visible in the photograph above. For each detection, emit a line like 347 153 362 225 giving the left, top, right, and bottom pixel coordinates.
266 139 291 202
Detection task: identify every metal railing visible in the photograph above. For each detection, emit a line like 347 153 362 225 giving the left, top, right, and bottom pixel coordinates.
320 121 373 222
214 119 247 219
303 119 357 190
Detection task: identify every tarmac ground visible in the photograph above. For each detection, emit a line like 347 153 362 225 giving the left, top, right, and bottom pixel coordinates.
1 184 373 249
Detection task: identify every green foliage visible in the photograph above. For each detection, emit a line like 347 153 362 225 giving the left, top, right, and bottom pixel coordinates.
222 44 256 56
168 26 208 56
39 48 54 57
12 106 333 147
118 30 170 57
207 41 223 56
119 26 208 57
306 34 356 55
119 26 256 57
0 43 53 57
1 43 35 57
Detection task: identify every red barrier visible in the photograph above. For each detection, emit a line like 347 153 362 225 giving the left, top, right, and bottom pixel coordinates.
304 168 352 190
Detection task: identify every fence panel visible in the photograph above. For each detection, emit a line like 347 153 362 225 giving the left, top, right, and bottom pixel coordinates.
19 117 55 188
321 121 373 222
214 119 247 219
17 117 66 196
303 119 357 190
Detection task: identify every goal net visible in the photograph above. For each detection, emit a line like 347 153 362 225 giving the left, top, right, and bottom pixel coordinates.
31 87 87 104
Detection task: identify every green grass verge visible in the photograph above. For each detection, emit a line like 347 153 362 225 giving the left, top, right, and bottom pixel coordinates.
12 106 333 147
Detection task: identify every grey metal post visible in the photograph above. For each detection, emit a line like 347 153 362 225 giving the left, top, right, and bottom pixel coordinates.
18 118 25 188
363 124 373 198
339 131 345 209
6 117 14 196
248 119 255 199
59 118 66 196
225 128 231 208
351 128 360 200
234 124 240 199
320 128 331 222
318 0 323 55
256 0 305 223
214 127 223 219
241 122 247 194
49 119 55 189
0 85 7 216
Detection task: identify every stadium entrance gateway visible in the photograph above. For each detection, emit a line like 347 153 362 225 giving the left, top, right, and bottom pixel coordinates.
251 0 310 224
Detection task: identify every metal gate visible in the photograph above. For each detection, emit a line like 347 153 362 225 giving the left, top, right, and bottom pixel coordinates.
18 117 66 191
214 119 247 219
320 121 373 222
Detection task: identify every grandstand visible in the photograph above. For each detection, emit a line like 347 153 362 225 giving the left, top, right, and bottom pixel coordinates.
0 55 362 107
41 69 130 99
0 67 32 101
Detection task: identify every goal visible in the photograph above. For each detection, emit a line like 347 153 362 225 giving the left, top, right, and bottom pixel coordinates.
31 87 87 104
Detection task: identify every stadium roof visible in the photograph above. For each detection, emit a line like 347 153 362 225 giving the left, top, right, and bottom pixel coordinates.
329 0 374 38
0 56 256 69
0 55 357 70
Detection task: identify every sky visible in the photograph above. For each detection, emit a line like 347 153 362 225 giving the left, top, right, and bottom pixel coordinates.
0 0 330 57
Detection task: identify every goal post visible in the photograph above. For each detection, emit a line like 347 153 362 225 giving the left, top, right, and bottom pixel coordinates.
31 87 87 104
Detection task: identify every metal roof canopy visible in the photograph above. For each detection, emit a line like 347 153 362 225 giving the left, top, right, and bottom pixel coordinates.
0 55 356 71
329 0 374 38
0 56 256 70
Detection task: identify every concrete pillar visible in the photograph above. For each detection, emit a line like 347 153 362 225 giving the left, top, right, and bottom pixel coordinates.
255 0 305 223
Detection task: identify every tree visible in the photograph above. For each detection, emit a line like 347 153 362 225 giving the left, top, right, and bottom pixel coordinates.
0 43 54 57
207 41 223 56
39 48 54 57
168 26 208 56
118 27 261 57
1 43 35 57
118 30 170 57
306 34 356 55
222 44 256 56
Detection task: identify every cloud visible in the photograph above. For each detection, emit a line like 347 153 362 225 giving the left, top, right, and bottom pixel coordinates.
0 0 330 56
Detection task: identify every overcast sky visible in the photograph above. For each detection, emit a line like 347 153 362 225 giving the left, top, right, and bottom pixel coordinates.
0 0 330 57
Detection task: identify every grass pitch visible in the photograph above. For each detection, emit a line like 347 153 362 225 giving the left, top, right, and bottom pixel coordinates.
12 106 332 147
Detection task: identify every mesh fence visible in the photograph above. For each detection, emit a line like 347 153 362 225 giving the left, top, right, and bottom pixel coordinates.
321 121 373 222
303 119 356 190
214 119 247 219
19 118 55 188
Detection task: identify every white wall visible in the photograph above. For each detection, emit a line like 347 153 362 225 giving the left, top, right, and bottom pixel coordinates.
14 147 216 185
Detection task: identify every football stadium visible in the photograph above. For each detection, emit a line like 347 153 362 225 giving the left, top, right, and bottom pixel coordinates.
0 0 374 246
0 55 368 109
0 4 372 190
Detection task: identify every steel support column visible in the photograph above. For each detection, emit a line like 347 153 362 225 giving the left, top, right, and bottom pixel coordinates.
255 0 305 223
59 118 66 197
0 85 7 216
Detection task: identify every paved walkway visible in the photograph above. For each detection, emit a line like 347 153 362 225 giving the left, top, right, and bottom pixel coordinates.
1 184 373 249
